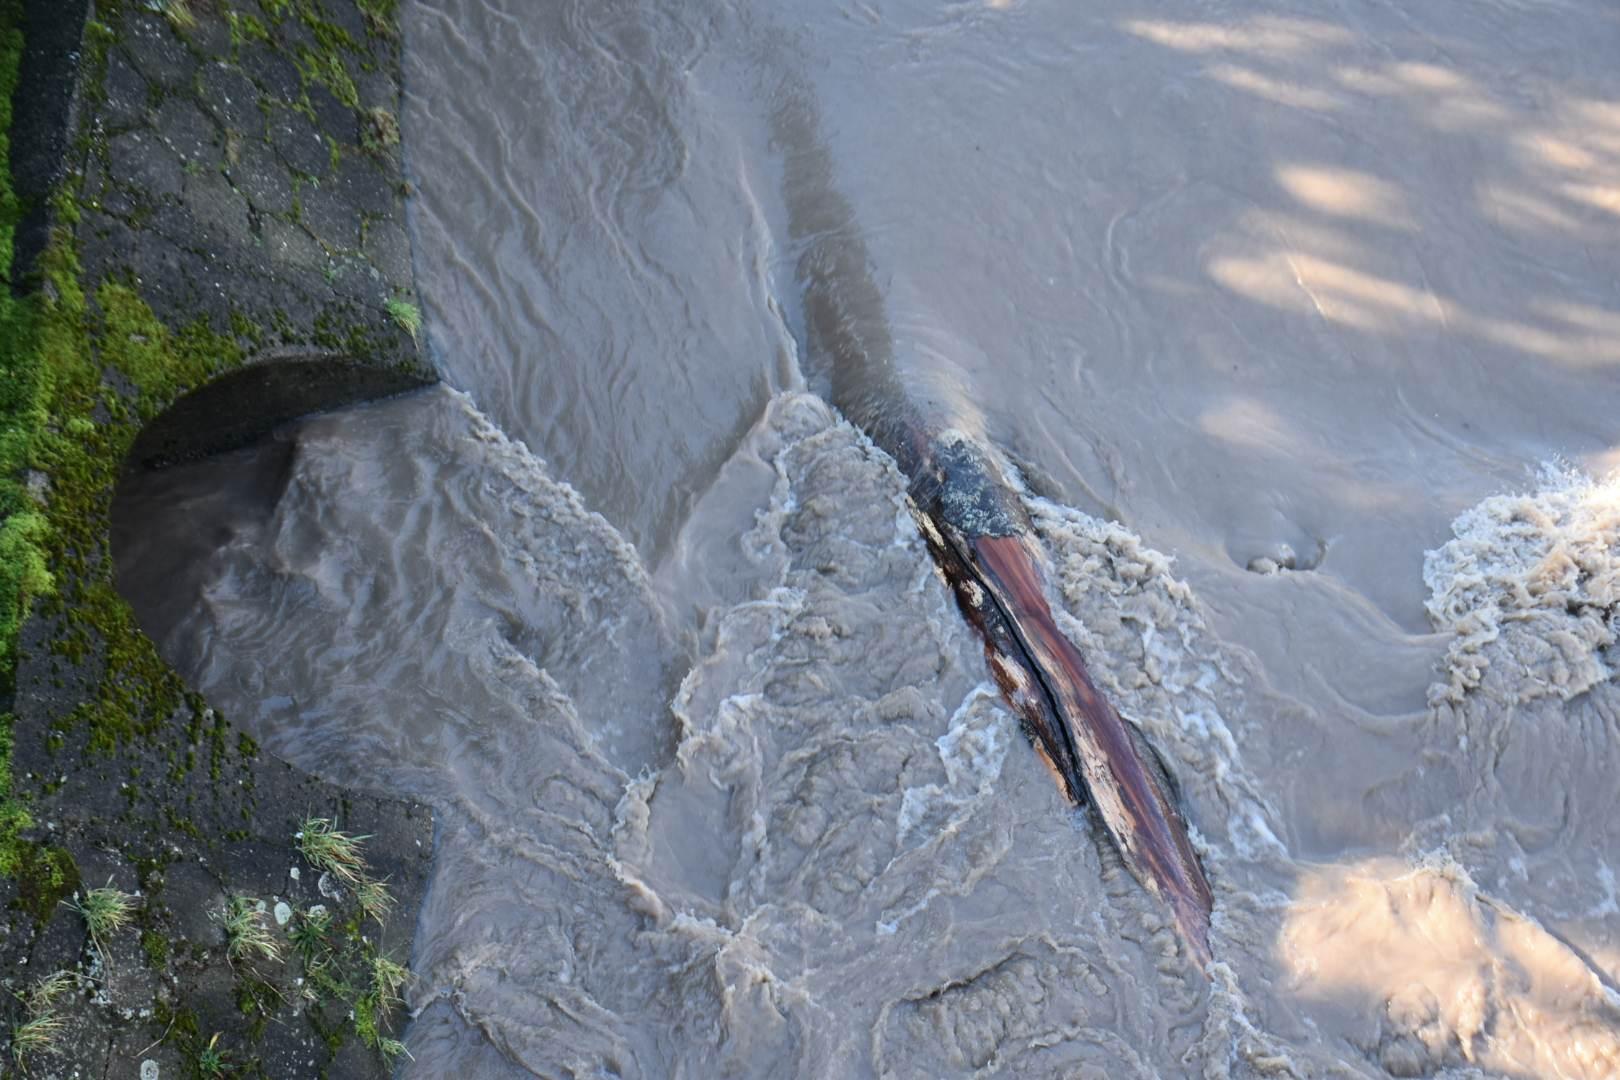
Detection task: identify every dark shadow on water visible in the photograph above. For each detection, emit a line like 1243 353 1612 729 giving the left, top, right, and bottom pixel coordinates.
126 353 427 468
111 431 294 658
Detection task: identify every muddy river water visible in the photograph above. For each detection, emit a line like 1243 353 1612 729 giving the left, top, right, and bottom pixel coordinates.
112 0 1620 1075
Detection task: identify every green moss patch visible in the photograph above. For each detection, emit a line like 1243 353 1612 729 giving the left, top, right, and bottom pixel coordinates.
1 0 40 874
219 0 395 130
1 0 252 876
9 841 79 923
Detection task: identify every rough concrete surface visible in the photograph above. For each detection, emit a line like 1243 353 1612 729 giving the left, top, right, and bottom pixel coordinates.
1 0 439 1075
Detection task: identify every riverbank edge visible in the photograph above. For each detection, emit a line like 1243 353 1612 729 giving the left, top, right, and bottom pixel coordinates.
1 1 438 1075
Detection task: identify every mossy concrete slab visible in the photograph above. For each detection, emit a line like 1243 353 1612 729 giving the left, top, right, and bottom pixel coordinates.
1 0 440 1074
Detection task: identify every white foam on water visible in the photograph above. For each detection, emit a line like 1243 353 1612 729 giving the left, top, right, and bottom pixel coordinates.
1425 463 1620 706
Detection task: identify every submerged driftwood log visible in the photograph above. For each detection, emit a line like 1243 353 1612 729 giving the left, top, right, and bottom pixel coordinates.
907 437 1215 966
775 84 1214 969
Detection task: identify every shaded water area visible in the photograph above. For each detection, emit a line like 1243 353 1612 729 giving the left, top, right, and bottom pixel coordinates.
111 0 1620 1075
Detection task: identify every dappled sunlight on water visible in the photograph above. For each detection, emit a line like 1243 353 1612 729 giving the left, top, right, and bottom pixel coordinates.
1200 235 1620 371
1125 9 1620 381
1209 244 1620 369
1204 64 1347 112
1281 856 1620 1078
1273 165 1415 231
1121 16 1354 58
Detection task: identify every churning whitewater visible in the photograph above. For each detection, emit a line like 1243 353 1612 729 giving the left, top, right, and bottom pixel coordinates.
117 388 1620 1077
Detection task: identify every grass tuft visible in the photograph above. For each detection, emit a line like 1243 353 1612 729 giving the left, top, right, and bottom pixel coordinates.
197 1032 232 1077
362 106 400 156
356 876 395 923
25 971 74 1014
9 1011 65 1064
350 946 411 1055
384 298 420 342
288 817 412 1062
370 952 409 1008
150 0 197 32
221 896 281 965
10 970 74 1064
295 817 370 887
357 0 398 38
288 905 332 967
63 882 136 957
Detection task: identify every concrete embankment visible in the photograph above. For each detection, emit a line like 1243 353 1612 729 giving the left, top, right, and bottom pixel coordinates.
0 1 437 1074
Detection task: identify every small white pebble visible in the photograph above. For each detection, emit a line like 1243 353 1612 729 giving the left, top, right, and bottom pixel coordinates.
141 1061 160 1080
289 867 301 881
274 901 292 927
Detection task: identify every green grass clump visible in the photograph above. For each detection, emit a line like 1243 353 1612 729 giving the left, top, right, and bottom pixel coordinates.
9 971 74 1065
377 1035 411 1063
225 9 270 47
384 297 419 341
288 905 333 968
356 0 398 38
362 106 400 156
353 947 411 1059
9 1009 64 1064
300 46 359 110
356 876 395 922
197 1032 233 1077
370 952 408 1005
221 896 281 965
295 817 370 886
63 882 136 956
152 0 197 31
290 821 416 1058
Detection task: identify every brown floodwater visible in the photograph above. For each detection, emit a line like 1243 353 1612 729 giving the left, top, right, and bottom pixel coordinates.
112 0 1620 1075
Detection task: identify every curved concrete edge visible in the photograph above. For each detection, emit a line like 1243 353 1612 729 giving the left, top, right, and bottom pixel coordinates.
128 349 429 468
1 1 439 1075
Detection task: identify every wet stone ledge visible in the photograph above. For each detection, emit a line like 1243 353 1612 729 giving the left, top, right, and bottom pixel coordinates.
0 0 437 1075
